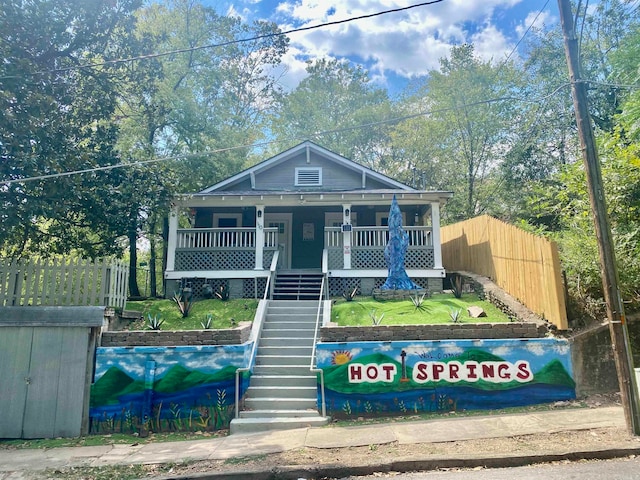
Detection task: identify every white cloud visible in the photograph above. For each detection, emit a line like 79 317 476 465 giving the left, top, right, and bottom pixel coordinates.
553 341 570 356
490 345 513 357
316 349 333 362
349 347 362 357
525 342 546 356
441 343 464 354
403 344 433 356
471 23 513 63
266 0 530 91
515 9 555 37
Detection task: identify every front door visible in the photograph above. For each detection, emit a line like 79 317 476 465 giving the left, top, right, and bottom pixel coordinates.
265 213 292 269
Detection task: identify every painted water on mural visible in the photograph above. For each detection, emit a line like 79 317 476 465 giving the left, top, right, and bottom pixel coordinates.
316 339 576 418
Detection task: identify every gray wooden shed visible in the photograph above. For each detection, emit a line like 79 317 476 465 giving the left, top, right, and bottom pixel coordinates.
0 306 103 439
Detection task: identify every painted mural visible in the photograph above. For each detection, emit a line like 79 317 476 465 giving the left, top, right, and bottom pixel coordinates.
90 344 252 434
315 338 575 418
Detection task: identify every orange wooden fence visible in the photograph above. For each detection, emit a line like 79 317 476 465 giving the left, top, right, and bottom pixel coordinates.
441 215 567 330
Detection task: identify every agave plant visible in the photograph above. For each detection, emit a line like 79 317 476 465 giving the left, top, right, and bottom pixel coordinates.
201 313 213 330
215 283 230 301
342 285 358 302
451 274 464 299
410 292 427 311
449 308 463 323
147 313 164 330
369 309 385 326
172 288 195 318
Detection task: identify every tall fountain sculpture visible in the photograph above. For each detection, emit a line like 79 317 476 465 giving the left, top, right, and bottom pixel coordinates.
381 195 420 290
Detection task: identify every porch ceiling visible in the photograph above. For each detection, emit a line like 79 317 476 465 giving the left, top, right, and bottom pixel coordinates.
177 189 453 208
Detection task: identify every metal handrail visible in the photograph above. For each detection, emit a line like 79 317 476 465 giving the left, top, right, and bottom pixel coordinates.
309 249 329 417
234 251 279 419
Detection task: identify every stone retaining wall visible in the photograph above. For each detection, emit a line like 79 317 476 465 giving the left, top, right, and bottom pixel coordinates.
457 271 547 326
100 323 251 347
320 322 546 342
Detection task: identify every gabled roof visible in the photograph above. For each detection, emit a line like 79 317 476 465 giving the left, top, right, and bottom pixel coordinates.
198 141 413 194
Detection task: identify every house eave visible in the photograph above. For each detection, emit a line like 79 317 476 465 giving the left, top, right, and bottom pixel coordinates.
176 190 454 208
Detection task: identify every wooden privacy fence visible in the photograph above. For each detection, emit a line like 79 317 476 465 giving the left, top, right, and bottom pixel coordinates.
441 215 567 330
0 257 129 309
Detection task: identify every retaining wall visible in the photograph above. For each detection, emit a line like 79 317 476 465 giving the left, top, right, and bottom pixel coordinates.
90 343 252 434
316 337 575 419
321 322 545 342
100 323 251 347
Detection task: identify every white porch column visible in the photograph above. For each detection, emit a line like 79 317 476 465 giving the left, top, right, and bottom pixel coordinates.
166 204 179 272
343 204 352 269
431 202 443 270
255 205 265 270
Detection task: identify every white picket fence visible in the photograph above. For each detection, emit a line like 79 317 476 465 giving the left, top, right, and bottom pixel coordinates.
0 257 129 309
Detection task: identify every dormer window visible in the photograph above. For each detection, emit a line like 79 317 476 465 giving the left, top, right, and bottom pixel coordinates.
295 167 322 186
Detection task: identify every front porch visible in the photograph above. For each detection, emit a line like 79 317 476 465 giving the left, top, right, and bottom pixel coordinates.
165 201 446 298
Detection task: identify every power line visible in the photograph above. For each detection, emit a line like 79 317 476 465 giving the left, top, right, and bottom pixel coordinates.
0 0 446 81
500 0 551 67
0 82 573 187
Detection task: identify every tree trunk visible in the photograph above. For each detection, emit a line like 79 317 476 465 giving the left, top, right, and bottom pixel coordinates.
162 215 169 297
149 217 158 298
128 220 141 298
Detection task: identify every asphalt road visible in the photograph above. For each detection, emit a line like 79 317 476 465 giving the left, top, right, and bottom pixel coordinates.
336 456 640 480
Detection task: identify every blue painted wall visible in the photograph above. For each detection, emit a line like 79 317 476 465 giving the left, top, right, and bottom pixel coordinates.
316 338 575 417
90 344 252 434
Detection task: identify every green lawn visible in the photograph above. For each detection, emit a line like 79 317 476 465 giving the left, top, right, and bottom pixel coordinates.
331 293 511 325
124 298 258 330
123 292 509 331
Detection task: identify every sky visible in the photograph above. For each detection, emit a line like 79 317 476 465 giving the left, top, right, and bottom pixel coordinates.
206 0 559 96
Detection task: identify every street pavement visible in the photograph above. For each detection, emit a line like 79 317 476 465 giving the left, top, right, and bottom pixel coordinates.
0 406 636 480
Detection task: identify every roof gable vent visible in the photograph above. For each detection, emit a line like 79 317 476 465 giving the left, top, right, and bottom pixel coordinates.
295 167 322 186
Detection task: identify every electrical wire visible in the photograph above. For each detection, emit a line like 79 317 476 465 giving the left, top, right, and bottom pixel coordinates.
0 0 445 81
0 82 573 187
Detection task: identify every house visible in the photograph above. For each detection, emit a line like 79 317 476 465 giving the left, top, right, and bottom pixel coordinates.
165 141 453 299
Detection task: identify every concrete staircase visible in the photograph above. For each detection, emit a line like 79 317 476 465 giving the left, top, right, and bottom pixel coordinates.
230 299 330 434
272 271 323 300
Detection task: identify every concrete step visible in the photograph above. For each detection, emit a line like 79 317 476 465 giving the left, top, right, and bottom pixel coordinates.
262 322 317 331
257 345 314 356
253 365 312 376
238 409 321 419
268 300 319 308
273 290 320 300
261 328 315 338
249 375 317 387
230 415 330 434
259 337 315 347
246 385 317 398
256 354 311 366
244 397 318 410
265 313 318 321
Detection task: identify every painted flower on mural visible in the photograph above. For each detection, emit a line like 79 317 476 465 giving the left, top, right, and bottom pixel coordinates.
332 350 353 365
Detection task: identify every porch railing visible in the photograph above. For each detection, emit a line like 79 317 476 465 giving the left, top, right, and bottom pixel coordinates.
325 226 433 248
176 227 278 249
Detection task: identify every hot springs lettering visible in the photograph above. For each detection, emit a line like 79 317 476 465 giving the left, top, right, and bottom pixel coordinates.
348 360 533 384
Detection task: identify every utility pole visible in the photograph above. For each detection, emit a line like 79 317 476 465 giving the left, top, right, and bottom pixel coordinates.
558 0 640 435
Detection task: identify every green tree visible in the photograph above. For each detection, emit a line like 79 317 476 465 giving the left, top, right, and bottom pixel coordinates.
392 44 523 221
0 0 142 258
499 0 639 228
115 0 288 296
269 58 392 171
